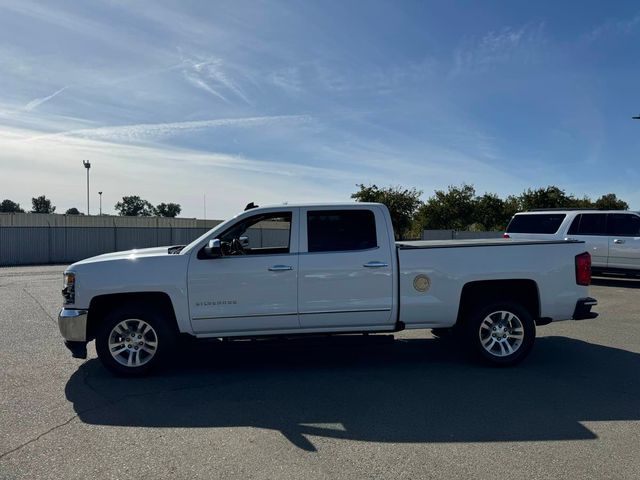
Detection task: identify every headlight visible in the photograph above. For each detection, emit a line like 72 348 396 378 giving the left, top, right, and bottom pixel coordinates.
62 272 76 304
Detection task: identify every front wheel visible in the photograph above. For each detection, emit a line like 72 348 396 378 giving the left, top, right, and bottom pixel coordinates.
95 304 177 376
465 302 535 366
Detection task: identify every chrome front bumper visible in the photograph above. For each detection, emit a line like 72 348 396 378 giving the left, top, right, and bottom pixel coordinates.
58 308 88 342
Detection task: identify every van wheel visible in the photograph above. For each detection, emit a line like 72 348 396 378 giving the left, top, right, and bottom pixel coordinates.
464 301 535 366
95 304 177 376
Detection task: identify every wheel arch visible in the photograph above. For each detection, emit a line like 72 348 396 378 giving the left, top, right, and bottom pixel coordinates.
87 292 178 341
456 279 540 327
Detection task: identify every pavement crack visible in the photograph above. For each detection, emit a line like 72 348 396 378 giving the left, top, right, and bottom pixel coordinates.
1 368 241 461
0 414 79 461
23 287 56 324
0 363 92 461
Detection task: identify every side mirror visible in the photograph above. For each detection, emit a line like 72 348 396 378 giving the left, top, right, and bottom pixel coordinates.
204 238 222 258
239 236 250 248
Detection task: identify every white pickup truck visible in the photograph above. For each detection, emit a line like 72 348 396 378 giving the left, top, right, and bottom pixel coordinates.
58 203 597 375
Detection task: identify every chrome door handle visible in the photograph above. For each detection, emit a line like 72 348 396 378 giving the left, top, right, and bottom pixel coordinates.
268 265 293 271
363 261 389 268
613 239 625 244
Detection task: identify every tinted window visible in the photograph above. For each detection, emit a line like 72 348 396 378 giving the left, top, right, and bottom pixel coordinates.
219 212 291 253
608 214 640 236
307 210 377 252
567 216 581 235
506 214 566 234
567 214 607 236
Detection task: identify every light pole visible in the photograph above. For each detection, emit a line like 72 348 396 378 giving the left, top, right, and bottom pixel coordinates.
98 191 103 216
83 160 91 215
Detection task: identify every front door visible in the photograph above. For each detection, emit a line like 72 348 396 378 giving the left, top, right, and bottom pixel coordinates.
298 207 394 329
188 209 300 334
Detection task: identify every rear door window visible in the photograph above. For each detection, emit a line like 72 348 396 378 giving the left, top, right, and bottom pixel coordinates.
607 214 640 236
307 210 377 252
567 213 607 236
506 214 566 234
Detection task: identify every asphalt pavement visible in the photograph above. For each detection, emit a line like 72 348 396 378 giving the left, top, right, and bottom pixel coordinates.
1 265 639 479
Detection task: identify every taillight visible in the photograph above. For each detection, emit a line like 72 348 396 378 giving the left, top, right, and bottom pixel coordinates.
575 252 591 286
503 233 510 239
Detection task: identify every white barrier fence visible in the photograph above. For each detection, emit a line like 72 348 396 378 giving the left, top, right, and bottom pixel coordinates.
0 213 288 266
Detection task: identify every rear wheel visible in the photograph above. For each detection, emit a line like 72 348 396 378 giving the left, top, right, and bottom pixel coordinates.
96 304 177 376
464 301 535 366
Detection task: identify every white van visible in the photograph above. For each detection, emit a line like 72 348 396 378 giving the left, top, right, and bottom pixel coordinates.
505 210 640 277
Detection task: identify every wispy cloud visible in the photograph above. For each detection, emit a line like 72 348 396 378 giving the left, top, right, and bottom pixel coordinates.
182 72 230 103
23 86 69 111
180 53 252 105
0 125 350 216
0 0 170 62
267 57 436 97
25 115 312 142
451 23 546 76
587 13 640 40
268 66 304 93
1 0 638 215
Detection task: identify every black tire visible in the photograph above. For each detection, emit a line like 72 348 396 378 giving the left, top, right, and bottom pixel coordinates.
463 301 535 366
95 303 177 376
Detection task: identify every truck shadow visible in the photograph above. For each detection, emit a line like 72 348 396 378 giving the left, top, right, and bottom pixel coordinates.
65 336 640 451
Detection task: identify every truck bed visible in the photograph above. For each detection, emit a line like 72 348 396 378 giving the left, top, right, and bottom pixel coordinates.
395 238 589 328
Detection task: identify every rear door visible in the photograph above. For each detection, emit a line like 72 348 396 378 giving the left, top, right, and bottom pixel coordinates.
298 207 394 329
607 213 640 270
565 213 609 268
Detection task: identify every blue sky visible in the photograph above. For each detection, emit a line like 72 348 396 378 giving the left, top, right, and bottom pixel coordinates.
0 0 638 217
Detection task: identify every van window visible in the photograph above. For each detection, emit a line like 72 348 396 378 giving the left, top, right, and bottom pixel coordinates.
608 214 640 236
307 210 377 252
506 214 566 234
567 214 607 236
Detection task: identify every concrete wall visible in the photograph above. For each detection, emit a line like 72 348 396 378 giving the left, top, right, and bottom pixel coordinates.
0 214 289 266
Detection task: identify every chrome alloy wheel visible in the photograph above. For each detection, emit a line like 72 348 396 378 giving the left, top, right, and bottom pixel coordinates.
108 319 158 367
478 311 525 357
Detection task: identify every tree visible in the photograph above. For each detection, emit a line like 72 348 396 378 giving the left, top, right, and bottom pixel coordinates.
474 193 508 231
351 184 423 239
0 199 24 213
413 184 477 232
31 195 56 214
594 193 628 210
517 186 596 210
518 186 575 210
155 202 182 218
503 195 521 224
65 207 82 215
571 195 594 209
114 196 155 216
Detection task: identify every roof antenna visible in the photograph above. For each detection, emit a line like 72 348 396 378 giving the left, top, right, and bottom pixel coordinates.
244 202 258 211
